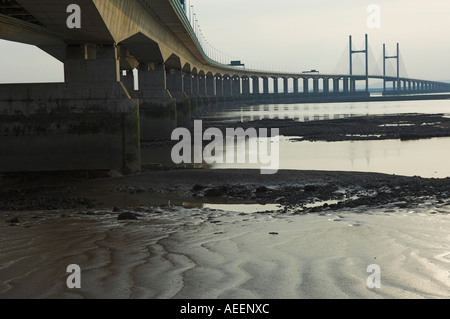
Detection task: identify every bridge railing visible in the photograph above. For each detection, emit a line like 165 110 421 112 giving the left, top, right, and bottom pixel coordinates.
170 0 232 69
170 0 285 74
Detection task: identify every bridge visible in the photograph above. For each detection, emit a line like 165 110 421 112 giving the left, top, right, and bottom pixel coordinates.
1 0 449 175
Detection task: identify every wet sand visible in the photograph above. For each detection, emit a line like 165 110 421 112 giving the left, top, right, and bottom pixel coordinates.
1 169 450 299
1 204 449 299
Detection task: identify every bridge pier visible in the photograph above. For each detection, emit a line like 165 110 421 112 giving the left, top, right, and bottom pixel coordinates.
232 76 241 96
192 74 200 96
206 74 216 97
0 43 141 175
199 74 207 97
273 77 279 94
333 78 340 93
293 78 299 94
242 76 250 95
138 62 176 141
313 79 319 93
183 72 193 96
216 76 224 97
323 78 329 94
223 76 232 97
350 79 356 93
263 77 269 95
166 68 191 126
343 77 349 93
283 78 289 94
303 78 309 93
252 76 260 95
121 70 135 95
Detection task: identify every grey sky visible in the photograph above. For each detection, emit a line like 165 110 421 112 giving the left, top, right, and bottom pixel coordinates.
0 0 449 83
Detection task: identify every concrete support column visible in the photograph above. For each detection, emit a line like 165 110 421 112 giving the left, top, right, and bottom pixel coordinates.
273 78 278 94
343 77 349 93
323 79 329 93
223 76 232 97
138 62 168 97
263 77 269 94
293 78 299 94
65 44 120 83
303 78 309 93
216 76 224 97
313 78 319 93
333 78 340 93
206 74 215 96
350 79 356 92
166 68 185 99
183 72 193 96
242 76 250 95
192 74 200 96
232 77 241 96
199 75 207 97
121 69 135 94
252 76 259 94
283 78 289 94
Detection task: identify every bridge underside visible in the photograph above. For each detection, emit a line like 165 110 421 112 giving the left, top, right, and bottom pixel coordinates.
1 0 449 174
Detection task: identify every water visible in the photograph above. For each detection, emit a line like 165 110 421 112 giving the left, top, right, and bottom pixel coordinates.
210 135 450 178
206 99 450 123
142 98 450 178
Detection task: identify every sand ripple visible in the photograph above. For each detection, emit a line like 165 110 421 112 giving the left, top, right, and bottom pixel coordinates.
1 207 449 299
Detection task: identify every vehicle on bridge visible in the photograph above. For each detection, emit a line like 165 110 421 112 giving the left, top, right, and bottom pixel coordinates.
302 69 320 74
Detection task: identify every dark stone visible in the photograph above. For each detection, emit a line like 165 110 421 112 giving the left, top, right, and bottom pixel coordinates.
117 212 138 220
204 185 229 197
7 217 19 224
256 186 268 193
304 185 318 192
192 184 206 192
112 206 121 212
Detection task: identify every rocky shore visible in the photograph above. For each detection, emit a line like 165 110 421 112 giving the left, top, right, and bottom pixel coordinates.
1 169 450 215
203 113 450 142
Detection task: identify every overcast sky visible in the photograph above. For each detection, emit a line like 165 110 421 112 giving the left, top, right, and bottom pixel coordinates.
1 0 449 83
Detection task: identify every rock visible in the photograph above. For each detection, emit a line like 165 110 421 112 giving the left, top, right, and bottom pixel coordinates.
204 185 228 197
117 212 138 221
112 206 121 212
109 170 123 178
256 186 268 193
192 184 206 192
304 185 319 192
7 217 19 224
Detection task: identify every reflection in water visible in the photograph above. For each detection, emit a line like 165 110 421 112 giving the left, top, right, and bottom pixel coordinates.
141 100 450 178
209 100 450 123
211 136 450 178
168 201 282 213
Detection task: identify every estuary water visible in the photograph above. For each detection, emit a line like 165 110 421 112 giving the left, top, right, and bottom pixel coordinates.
205 98 450 178
204 99 450 123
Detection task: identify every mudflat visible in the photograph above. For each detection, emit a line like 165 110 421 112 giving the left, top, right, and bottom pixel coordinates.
1 169 450 299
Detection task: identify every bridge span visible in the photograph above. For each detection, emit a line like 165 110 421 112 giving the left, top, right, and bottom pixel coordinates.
1 0 449 174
